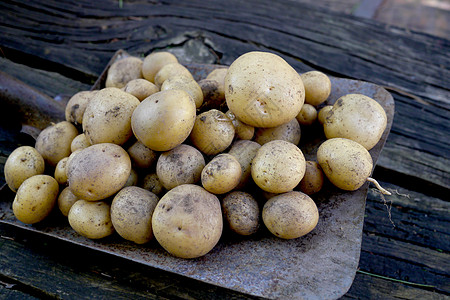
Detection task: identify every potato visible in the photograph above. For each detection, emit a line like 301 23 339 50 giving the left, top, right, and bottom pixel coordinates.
161 75 203 108
317 138 372 191
82 87 140 146
225 110 254 140
123 168 139 188
4 146 45 192
68 200 114 239
262 191 319 239
222 191 260 236
67 143 131 201
142 51 178 83
152 184 223 258
297 161 324 195
65 90 97 125
324 94 387 150
225 51 305 128
206 67 228 84
156 144 205 190
58 186 79 217
254 118 301 146
123 78 159 101
54 157 69 185
141 173 165 196
12 175 59 224
35 121 79 166
198 79 225 111
127 140 158 169
189 109 235 156
71 133 91 152
228 140 261 190
105 56 143 88
201 153 242 194
300 71 331 106
154 63 194 88
251 140 306 193
296 103 317 126
131 90 196 151
111 186 159 244
318 105 333 125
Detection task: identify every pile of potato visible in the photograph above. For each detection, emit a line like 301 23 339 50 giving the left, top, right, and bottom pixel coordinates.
4 51 389 259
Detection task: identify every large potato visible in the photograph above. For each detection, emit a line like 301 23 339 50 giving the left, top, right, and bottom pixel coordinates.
4 146 45 192
82 87 140 146
67 143 131 201
254 117 301 146
131 90 196 151
105 56 143 88
324 94 387 150
68 200 115 239
201 154 242 194
225 51 305 128
152 184 223 258
142 51 178 83
228 140 261 189
222 191 260 236
12 175 59 224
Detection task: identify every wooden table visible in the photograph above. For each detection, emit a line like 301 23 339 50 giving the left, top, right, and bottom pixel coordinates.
0 1 449 299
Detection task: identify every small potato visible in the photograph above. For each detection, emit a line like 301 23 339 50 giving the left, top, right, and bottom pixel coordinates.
324 94 387 150
251 140 306 193
161 75 204 108
71 133 91 152
297 161 324 195
142 51 178 83
254 118 301 146
263 191 319 239
68 200 114 239
198 79 225 111
12 175 59 224
156 144 205 190
58 186 79 217
222 191 260 235
154 63 194 88
206 67 228 84
54 157 69 185
300 71 331 106
227 140 261 189
141 173 165 196
127 140 158 169
67 143 132 201
4 146 45 192
106 56 143 88
131 90 196 151
123 168 139 188
65 90 97 125
225 110 254 140
296 103 318 126
318 105 333 125
201 154 242 194
35 121 79 166
111 186 159 244
123 78 159 101
152 184 223 258
189 109 235 156
82 87 140 146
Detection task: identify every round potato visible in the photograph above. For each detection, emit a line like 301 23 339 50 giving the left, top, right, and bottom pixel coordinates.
201 153 242 194
65 90 97 125
142 51 178 83
156 144 205 190
111 186 159 244
154 63 194 88
318 105 333 125
35 121 79 166
4 146 45 192
127 140 158 169
317 138 373 191
225 51 305 128
105 56 143 88
141 173 165 196
251 140 306 193
71 133 91 152
67 143 131 201
58 186 79 217
206 67 228 84
222 191 260 236
82 87 140 146
296 103 318 126
131 90 196 151
123 168 139 188
189 109 235 156
12 175 59 224
254 117 301 146
68 200 114 239
161 75 203 108
123 78 159 101
225 110 254 140
262 191 319 239
54 157 69 185
324 94 387 150
228 140 261 190
297 161 324 195
152 184 223 258
300 71 331 106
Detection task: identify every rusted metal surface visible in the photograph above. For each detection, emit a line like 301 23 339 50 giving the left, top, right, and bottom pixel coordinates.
0 50 394 299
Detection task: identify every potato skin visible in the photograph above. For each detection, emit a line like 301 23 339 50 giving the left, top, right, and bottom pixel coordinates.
296 103 318 126
254 118 301 146
111 186 159 244
161 75 204 108
152 184 223 258
54 157 69 185
142 51 178 83
71 133 91 152
262 191 318 239
222 191 260 235
65 90 97 125
127 140 158 169
228 140 261 189
225 110 254 140
106 56 143 88
123 78 159 101
68 200 115 239
4 146 45 192
154 63 193 88
12 175 59 224
297 161 324 195
201 154 242 194
300 71 331 106
58 186 79 217
318 105 333 125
